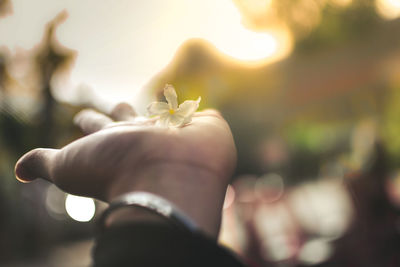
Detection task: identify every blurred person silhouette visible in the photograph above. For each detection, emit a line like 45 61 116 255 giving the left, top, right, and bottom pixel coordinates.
332 143 400 267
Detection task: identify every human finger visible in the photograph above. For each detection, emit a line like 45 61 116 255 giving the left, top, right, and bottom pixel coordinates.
74 109 113 134
109 102 137 121
15 148 59 183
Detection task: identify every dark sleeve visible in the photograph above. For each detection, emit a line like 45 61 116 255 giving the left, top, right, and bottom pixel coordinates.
93 222 246 267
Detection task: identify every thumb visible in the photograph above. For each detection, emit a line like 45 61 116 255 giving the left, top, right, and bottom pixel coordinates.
15 148 58 183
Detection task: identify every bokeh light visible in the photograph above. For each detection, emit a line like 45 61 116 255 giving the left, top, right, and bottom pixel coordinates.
289 180 353 239
298 238 333 265
45 185 67 220
254 173 285 203
65 194 96 222
375 0 400 19
254 203 299 262
233 175 258 203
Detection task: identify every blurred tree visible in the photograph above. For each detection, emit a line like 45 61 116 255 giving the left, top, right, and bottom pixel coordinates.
233 0 382 46
34 11 75 147
0 11 79 262
0 0 12 18
296 0 383 52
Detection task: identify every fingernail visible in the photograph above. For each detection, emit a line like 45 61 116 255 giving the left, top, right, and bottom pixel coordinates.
15 161 33 183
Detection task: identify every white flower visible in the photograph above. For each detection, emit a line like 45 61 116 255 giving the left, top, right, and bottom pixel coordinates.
147 85 201 127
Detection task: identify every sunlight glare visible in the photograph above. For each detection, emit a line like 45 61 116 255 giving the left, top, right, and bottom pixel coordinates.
198 0 280 61
216 30 278 61
65 194 96 222
0 0 292 106
375 0 400 19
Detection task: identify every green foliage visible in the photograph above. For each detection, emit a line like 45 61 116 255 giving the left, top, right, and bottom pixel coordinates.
297 0 382 52
382 85 400 162
285 122 344 152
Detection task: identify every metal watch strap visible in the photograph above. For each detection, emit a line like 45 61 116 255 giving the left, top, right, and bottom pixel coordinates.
98 191 200 233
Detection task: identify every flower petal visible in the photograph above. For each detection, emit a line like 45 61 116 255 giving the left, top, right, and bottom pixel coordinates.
175 97 201 126
156 114 170 127
176 97 201 117
168 114 186 127
156 114 186 127
147 101 169 116
164 84 178 110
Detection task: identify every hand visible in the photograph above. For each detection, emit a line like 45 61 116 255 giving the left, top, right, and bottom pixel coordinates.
15 103 237 236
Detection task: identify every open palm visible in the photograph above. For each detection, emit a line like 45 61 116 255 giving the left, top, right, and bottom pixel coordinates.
15 104 236 202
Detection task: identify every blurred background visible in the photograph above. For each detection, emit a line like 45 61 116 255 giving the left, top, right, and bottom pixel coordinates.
1 0 400 266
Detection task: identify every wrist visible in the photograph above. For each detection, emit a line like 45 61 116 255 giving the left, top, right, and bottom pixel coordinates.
107 162 229 238
102 191 200 235
104 206 166 227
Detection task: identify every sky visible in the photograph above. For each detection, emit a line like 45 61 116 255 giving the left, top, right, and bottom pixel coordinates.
0 0 289 111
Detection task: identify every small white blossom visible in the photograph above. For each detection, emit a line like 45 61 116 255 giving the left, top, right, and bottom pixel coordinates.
147 85 201 127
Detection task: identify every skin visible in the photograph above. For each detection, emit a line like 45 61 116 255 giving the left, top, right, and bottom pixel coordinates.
14 103 237 238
